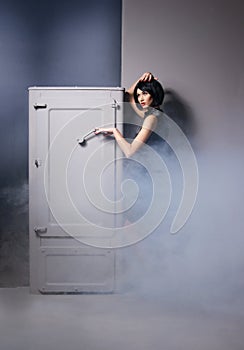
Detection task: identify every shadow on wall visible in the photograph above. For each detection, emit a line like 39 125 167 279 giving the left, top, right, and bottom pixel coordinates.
163 89 196 140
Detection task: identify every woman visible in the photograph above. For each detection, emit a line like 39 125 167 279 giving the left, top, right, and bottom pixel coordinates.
95 72 164 157
95 72 165 224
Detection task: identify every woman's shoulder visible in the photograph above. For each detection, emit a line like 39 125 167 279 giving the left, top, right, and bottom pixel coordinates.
145 107 164 119
142 113 157 131
143 108 166 135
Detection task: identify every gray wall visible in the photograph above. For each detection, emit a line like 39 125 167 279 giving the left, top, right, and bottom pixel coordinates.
0 0 122 286
120 0 244 312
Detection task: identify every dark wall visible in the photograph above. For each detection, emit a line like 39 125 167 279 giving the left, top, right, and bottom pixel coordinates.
0 0 122 286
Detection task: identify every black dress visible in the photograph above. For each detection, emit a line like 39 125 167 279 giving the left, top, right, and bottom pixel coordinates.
122 108 167 223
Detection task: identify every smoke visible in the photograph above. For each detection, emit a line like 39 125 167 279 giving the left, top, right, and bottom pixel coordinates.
116 148 244 317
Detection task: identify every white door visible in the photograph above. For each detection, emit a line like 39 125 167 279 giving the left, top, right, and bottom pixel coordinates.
29 87 124 293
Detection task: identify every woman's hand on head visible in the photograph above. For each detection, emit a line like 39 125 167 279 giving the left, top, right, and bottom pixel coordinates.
139 72 158 82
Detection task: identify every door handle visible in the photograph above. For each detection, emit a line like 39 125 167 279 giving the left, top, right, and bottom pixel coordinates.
77 128 96 146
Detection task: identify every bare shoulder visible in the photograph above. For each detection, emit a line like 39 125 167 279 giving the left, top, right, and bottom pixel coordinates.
142 113 158 131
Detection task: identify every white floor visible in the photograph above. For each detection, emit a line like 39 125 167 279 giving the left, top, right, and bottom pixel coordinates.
0 287 243 350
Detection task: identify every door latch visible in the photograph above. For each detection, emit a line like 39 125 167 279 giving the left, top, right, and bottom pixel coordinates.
34 103 47 110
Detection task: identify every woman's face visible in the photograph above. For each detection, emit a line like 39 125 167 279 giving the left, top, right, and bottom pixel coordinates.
136 88 154 109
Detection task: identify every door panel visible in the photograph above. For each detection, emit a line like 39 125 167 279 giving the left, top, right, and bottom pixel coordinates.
29 88 124 293
38 245 115 293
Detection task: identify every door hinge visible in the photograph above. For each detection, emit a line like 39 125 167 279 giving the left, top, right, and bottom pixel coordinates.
34 103 47 110
34 227 47 236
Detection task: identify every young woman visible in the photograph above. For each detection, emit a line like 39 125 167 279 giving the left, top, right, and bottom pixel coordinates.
95 72 164 157
95 72 165 225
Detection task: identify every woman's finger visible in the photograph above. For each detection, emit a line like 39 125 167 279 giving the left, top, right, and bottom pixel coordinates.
140 72 154 81
94 128 101 134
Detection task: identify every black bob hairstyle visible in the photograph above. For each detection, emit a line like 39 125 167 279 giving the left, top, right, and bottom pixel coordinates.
133 79 164 108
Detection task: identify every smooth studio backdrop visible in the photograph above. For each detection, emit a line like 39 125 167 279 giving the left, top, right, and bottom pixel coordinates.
121 0 244 311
